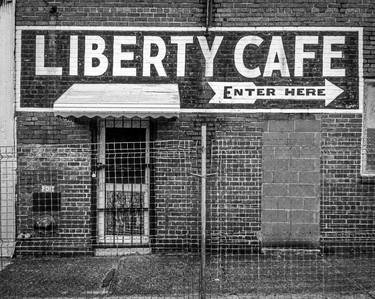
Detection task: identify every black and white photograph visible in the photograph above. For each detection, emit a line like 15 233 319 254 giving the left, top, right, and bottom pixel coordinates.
0 0 374 298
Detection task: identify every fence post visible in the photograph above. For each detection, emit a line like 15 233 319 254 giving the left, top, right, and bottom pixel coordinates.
200 124 207 299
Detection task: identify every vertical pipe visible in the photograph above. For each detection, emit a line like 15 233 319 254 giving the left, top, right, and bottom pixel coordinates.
200 125 207 299
205 0 213 35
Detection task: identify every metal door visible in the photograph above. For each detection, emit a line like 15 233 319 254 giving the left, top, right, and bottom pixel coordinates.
97 121 150 245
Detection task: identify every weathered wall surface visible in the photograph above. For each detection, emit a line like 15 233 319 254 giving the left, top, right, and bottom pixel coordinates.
15 0 375 77
14 0 375 254
0 2 15 146
0 1 16 257
262 117 321 247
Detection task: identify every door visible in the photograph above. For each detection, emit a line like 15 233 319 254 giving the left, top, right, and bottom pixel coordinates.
261 119 320 247
97 120 150 245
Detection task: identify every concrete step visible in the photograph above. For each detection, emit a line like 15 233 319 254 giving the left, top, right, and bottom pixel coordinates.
261 247 321 256
95 247 151 256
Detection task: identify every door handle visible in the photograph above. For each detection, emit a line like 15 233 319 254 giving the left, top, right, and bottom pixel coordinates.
96 162 106 170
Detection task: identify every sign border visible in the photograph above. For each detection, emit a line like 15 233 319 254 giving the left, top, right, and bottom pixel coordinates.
15 26 363 114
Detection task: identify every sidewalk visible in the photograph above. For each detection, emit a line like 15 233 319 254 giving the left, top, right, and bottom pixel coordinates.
15 294 373 299
0 254 374 298
0 258 12 271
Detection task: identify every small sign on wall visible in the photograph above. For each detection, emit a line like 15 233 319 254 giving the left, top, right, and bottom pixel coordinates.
41 185 55 193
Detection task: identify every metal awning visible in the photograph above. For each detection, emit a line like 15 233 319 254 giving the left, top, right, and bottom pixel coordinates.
53 84 180 118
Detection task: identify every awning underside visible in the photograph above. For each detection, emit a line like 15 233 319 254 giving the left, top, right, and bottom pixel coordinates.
53 84 180 118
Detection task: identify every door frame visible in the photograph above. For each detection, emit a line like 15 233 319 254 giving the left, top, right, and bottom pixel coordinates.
96 118 150 245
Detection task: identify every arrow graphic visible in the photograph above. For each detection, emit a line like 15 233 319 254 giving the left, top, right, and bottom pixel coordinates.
208 79 344 106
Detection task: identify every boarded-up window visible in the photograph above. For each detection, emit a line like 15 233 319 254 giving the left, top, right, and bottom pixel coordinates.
363 80 375 174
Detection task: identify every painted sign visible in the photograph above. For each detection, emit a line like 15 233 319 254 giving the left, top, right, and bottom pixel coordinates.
208 80 343 106
41 185 55 192
16 27 363 112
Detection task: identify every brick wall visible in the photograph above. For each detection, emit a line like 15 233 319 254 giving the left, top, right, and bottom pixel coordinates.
213 0 375 78
14 0 375 254
321 114 375 252
14 111 375 254
16 113 92 254
210 136 262 252
16 144 93 255
152 140 200 251
208 116 262 251
262 116 321 247
16 0 205 27
17 112 92 145
16 0 375 77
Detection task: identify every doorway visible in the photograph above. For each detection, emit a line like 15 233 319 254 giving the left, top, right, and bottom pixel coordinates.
97 119 150 245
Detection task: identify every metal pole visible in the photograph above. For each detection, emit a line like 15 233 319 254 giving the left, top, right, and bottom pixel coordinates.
200 124 207 299
205 0 212 34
